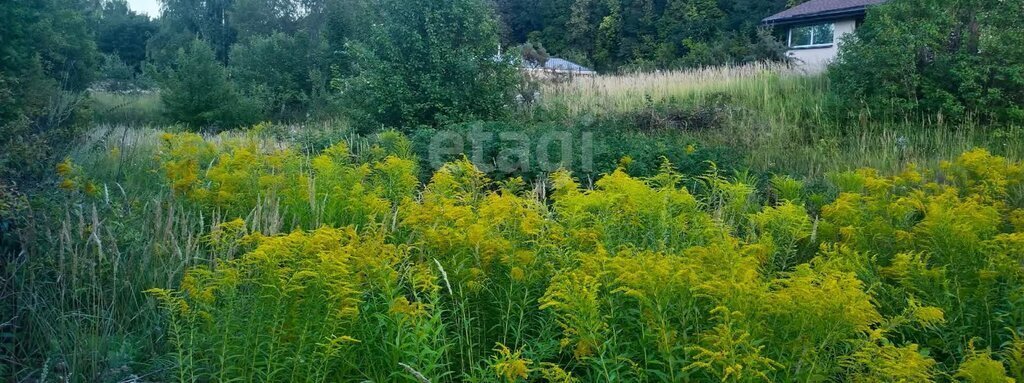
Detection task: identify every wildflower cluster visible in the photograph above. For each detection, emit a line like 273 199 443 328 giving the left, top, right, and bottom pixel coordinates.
56 157 100 196
157 131 418 230
151 134 1024 382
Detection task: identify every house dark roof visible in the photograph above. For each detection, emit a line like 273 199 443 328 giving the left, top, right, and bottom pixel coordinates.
762 0 888 25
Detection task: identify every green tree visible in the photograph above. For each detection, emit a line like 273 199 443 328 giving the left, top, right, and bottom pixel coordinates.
494 0 789 72
829 0 1024 124
619 0 658 68
341 0 519 129
95 0 158 71
0 0 98 180
494 0 543 44
323 0 368 77
149 0 352 122
230 32 330 120
158 39 253 129
230 0 300 41
594 0 623 70
97 53 153 91
149 0 237 64
658 0 727 67
536 0 575 54
566 0 597 59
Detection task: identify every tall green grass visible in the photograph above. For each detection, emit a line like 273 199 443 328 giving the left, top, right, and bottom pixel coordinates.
88 91 164 127
4 126 213 381
538 63 1024 178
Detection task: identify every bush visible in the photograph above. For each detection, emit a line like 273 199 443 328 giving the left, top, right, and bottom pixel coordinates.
0 0 98 182
230 32 333 121
158 39 256 130
156 131 419 229
14 126 1024 381
829 0 1024 125
146 139 1024 382
340 0 520 129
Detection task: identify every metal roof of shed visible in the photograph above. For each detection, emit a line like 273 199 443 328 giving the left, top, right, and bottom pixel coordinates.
542 58 593 73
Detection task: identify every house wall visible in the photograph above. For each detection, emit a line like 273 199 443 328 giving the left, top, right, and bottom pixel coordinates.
786 18 857 73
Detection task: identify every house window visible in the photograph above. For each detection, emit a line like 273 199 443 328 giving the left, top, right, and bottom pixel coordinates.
788 23 835 48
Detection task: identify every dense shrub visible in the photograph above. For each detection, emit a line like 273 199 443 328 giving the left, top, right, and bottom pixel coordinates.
829 0 1024 124
157 39 256 130
0 0 98 181
148 131 1024 382
156 131 419 229
230 32 333 121
495 0 789 71
94 52 156 92
340 0 520 129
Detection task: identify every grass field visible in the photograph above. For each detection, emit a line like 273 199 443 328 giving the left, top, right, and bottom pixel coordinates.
540 63 1024 177
88 91 164 126
5 65 1024 382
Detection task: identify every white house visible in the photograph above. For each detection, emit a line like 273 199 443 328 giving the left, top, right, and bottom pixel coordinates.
763 0 888 73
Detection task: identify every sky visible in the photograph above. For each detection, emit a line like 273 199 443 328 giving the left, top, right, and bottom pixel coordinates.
126 0 161 17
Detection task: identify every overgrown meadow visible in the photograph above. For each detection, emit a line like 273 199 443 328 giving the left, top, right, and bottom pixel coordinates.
6 65 1024 382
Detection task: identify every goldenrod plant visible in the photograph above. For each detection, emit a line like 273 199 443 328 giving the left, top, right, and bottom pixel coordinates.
7 122 1024 381
132 131 1023 382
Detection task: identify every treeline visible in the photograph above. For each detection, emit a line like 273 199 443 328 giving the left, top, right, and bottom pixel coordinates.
146 0 352 124
4 0 1023 182
0 0 101 180
142 0 794 127
120 0 520 128
494 0 790 71
0 0 515 179
0 0 797 136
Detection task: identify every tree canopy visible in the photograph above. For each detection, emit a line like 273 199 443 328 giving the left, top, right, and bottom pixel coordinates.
0 0 98 179
339 0 520 129
496 0 789 71
95 0 158 71
829 0 1024 124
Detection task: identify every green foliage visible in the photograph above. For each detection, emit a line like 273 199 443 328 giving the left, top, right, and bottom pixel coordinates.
829 0 1024 124
150 0 236 64
88 90 163 126
842 341 937 382
684 307 781 383
819 149 1024 370
157 39 255 130
156 130 419 229
751 201 812 274
230 0 304 41
230 32 332 121
149 0 351 124
95 0 158 72
9 120 1024 382
148 139 1024 382
339 0 520 129
408 119 744 185
0 0 98 181
495 0 789 71
147 227 383 382
96 54 155 91
957 346 1015 383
